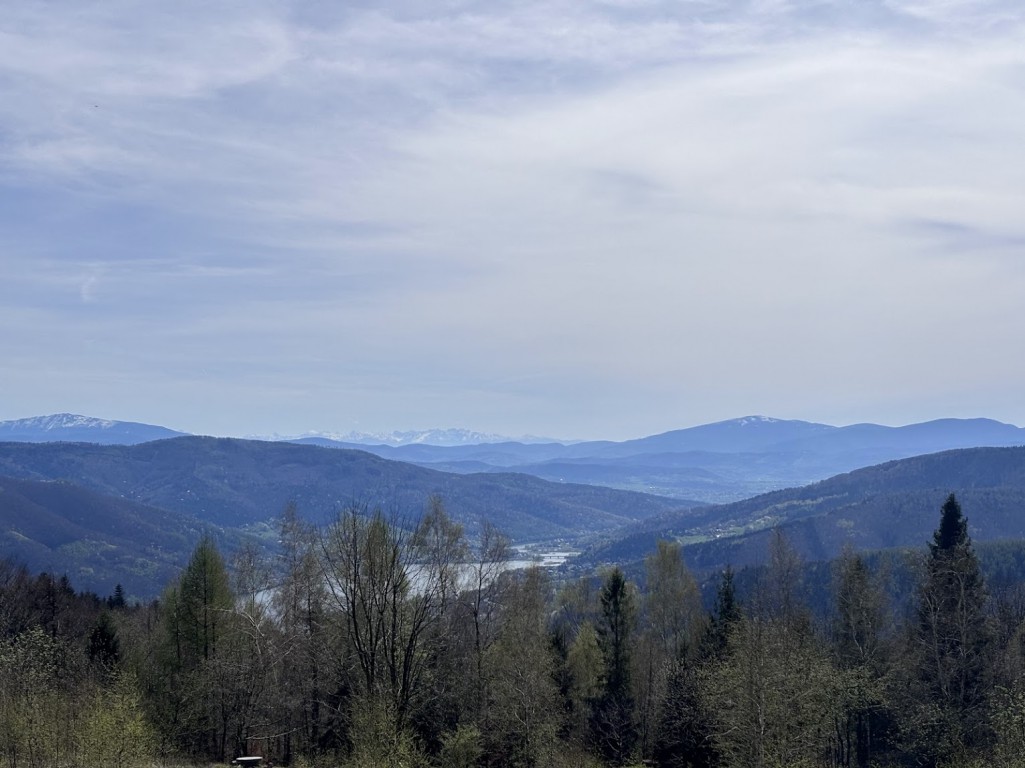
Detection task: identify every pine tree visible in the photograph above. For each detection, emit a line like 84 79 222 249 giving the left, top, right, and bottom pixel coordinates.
87 611 121 673
907 494 992 760
701 566 741 661
591 567 637 765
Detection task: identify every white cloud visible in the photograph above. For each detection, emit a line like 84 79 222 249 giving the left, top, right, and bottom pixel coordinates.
3 0 1025 437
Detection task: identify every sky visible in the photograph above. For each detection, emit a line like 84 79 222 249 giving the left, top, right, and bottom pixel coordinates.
3 0 1025 441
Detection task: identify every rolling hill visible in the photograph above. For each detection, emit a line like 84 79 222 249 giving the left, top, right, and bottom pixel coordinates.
0 437 684 545
578 446 1025 574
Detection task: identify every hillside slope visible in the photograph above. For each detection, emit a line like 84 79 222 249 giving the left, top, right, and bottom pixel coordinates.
0 475 218 599
0 437 683 543
581 446 1025 572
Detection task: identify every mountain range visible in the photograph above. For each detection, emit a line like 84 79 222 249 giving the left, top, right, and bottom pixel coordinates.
5 413 1025 504
9 410 1025 500
4 412 1025 599
291 416 1025 502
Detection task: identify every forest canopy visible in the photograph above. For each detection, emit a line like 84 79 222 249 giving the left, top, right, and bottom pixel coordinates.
2 494 1025 768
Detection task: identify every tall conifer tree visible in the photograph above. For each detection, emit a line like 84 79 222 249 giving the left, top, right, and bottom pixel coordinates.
909 494 991 761
591 567 637 765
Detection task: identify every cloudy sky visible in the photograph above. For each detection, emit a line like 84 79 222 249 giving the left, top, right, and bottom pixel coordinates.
3 0 1024 441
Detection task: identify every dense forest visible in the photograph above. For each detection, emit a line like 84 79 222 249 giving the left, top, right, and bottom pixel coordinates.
3 494 1025 768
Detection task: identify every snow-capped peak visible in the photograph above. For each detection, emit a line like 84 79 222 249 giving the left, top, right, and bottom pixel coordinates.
2 413 117 431
0 414 188 445
265 427 558 447
293 428 517 447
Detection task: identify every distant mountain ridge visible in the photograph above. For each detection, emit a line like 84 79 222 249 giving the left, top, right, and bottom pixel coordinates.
4 413 1025 503
295 416 1025 502
0 413 188 444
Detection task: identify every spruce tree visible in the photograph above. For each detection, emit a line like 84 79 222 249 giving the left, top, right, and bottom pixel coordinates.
701 566 740 661
591 567 637 765
909 494 991 760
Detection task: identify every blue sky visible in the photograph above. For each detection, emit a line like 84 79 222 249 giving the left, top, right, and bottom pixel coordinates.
3 0 1025 441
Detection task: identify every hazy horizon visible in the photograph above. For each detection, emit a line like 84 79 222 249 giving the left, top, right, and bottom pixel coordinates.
3 410 1024 447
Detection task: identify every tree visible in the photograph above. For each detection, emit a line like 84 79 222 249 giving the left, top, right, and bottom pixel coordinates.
274 502 332 758
644 541 702 658
637 541 702 758
77 671 155 768
652 657 716 768
485 567 560 767
0 627 82 768
591 567 637 765
152 536 236 759
830 548 891 768
172 536 234 666
220 542 281 762
903 493 992 761
319 502 464 757
566 620 604 734
462 519 511 725
107 584 127 610
700 566 741 661
87 611 121 673
703 532 841 768
656 566 739 768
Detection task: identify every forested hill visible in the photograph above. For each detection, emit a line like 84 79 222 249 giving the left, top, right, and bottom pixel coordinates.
0 475 210 598
580 446 1025 571
0 436 683 542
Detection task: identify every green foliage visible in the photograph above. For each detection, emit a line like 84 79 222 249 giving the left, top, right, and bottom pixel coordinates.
990 683 1025 768
344 697 428 768
830 548 893 768
652 659 716 768
438 725 483 768
78 671 156 768
484 567 561 767
703 613 841 768
567 622 604 707
933 493 970 554
0 628 82 768
2 490 1022 768
149 535 238 761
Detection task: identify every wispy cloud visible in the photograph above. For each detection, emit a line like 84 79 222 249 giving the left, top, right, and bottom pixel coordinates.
3 0 1025 437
